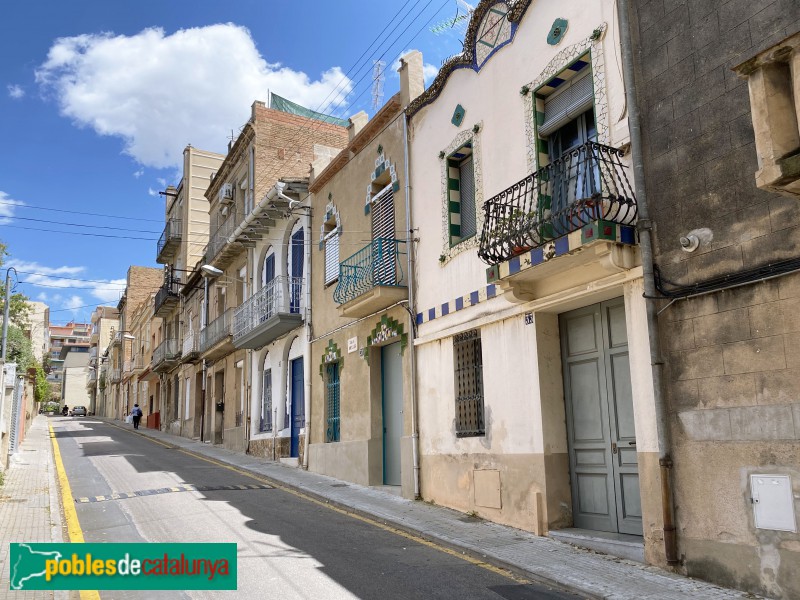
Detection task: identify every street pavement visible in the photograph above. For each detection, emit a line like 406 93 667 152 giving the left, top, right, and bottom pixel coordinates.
2 415 763 600
52 417 579 599
0 417 70 600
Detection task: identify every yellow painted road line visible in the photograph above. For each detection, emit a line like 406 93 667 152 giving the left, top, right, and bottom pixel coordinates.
107 420 529 585
50 423 102 600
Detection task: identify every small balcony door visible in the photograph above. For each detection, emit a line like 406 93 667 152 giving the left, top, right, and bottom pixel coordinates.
290 230 303 314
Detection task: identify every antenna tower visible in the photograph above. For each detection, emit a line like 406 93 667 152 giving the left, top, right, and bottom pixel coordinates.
371 60 386 110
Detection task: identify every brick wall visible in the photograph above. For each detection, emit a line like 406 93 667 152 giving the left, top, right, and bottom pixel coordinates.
632 1 800 597
253 105 349 188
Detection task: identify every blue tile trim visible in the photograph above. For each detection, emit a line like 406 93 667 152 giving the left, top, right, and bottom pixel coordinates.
509 256 521 274
441 303 450 316
487 284 496 298
470 291 479 305
416 312 423 325
455 297 464 311
428 308 436 321
530 248 544 266
554 236 570 256
620 225 635 245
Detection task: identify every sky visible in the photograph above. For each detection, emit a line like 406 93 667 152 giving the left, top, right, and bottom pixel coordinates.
0 0 465 324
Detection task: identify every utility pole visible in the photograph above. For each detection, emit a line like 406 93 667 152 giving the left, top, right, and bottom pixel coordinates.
1 267 17 361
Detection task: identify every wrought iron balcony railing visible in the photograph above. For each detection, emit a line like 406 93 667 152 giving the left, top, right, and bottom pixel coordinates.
478 142 637 265
200 308 233 353
152 338 180 366
205 212 244 264
156 219 182 262
233 276 303 342
333 238 406 305
109 368 122 383
154 279 181 316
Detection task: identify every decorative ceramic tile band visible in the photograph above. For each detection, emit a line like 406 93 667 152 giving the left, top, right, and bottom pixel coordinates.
485 220 637 283
319 339 343 377
416 283 499 326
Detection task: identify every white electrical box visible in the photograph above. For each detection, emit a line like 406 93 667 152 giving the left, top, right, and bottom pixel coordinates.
751 474 797 532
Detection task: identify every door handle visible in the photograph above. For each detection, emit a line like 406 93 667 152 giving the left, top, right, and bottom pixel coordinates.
628 441 636 446
611 442 617 454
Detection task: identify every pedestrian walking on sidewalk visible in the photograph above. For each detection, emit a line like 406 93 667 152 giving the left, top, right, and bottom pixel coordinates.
131 403 143 429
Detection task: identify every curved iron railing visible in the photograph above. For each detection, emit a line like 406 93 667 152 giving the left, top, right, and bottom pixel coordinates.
333 238 406 305
478 142 637 265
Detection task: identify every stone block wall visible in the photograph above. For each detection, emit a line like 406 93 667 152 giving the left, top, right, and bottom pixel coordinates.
632 0 800 597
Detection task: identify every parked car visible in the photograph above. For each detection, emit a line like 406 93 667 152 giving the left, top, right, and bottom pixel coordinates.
71 406 87 417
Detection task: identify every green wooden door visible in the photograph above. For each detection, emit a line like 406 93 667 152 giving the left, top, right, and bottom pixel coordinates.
560 299 642 535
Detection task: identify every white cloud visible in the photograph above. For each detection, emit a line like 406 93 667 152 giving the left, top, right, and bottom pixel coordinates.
7 84 24 99
6 259 126 305
148 188 158 197
133 169 144 178
156 177 167 187
0 191 24 224
35 24 353 169
65 295 85 312
37 292 48 301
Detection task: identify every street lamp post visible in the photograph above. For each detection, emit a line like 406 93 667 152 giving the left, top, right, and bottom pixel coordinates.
1 267 18 362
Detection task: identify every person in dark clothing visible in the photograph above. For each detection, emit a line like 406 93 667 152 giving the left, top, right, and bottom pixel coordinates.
131 403 143 429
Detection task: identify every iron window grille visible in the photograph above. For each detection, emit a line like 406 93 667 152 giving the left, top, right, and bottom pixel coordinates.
453 329 485 437
326 362 341 442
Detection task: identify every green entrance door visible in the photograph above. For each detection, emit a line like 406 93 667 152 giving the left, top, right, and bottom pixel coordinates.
381 342 403 485
560 299 642 536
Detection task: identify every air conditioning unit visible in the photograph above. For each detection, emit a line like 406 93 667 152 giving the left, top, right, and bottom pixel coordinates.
219 183 234 204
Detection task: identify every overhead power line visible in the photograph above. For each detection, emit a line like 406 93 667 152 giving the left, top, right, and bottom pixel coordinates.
12 271 127 285
6 215 161 234
3 225 157 241
0 199 162 222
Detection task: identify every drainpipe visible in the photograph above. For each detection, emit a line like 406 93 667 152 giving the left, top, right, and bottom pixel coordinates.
200 275 209 443
302 200 312 470
403 113 421 500
617 0 678 565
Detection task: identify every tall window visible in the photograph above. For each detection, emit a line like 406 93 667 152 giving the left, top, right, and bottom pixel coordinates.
447 142 476 246
370 185 396 285
325 362 340 442
453 329 485 437
323 218 339 286
260 368 272 433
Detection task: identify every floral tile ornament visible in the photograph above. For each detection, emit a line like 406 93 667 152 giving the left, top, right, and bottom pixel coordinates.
362 315 407 364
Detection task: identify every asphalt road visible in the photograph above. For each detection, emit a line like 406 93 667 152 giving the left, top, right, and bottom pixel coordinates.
53 417 582 600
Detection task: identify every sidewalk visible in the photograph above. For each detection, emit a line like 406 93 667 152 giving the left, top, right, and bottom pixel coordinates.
0 416 69 600
102 418 759 600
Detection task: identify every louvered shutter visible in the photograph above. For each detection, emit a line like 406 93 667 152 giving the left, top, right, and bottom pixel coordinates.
324 230 339 285
459 156 476 239
539 72 594 137
371 187 396 285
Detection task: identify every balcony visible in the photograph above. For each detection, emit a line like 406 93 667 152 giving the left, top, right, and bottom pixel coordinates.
181 330 201 364
205 212 245 269
154 279 181 317
478 142 639 301
233 276 304 349
88 347 98 366
86 370 97 388
132 353 148 374
152 338 181 373
156 219 182 264
478 142 637 265
122 360 132 375
109 368 122 383
333 238 407 318
200 309 234 360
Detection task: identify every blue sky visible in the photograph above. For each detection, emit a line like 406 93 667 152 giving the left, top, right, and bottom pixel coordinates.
0 1 465 324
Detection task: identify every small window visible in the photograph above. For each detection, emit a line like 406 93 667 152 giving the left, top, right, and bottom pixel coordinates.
733 32 800 197
447 142 476 246
325 362 340 442
453 329 485 437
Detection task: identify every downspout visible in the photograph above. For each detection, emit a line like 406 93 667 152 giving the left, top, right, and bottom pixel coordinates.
301 199 312 470
617 0 678 564
403 113 421 500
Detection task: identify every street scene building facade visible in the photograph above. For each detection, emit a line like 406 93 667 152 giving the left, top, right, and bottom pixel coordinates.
71 2 800 598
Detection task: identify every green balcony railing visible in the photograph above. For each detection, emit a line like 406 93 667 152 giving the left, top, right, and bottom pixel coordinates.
333 238 406 305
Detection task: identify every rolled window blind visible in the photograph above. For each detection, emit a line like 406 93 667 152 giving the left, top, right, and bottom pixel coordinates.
538 71 593 137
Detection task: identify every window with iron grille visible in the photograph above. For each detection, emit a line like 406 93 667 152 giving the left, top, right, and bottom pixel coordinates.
453 329 485 437
260 369 272 433
325 362 340 442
